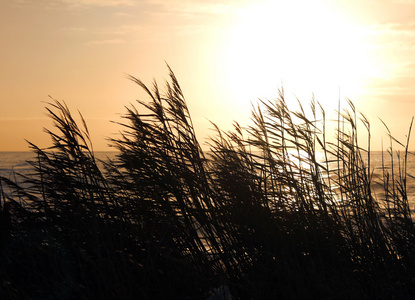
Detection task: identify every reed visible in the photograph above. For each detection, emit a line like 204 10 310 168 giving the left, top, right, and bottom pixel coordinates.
1 68 415 299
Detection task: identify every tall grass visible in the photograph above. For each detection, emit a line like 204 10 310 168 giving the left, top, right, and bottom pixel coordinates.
1 68 415 299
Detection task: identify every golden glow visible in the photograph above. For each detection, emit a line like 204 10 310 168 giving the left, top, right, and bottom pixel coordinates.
2 0 415 151
218 0 377 112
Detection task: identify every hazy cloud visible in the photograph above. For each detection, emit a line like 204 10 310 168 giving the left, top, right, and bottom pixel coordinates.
89 25 143 37
63 0 136 7
138 0 244 39
87 38 125 45
13 0 67 9
62 27 87 31
391 0 415 4
146 0 240 15
13 0 136 8
114 12 130 17
372 22 415 33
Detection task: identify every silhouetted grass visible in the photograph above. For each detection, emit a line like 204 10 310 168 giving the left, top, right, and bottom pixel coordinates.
1 68 415 299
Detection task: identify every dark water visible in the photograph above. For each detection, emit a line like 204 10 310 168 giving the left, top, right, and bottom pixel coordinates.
0 151 117 180
1 150 415 205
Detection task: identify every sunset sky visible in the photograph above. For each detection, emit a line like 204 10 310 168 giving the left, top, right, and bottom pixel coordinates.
1 0 415 151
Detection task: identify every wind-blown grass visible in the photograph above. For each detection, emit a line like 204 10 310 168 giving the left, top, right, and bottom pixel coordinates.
1 67 415 299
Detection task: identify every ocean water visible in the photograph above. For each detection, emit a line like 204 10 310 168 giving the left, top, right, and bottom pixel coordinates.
0 151 117 180
1 151 415 206
366 151 415 205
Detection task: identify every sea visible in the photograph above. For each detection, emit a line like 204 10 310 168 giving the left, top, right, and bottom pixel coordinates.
0 151 117 180
1 151 415 207
0 152 117 195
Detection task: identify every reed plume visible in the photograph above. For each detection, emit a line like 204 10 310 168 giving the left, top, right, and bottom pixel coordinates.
1 68 415 299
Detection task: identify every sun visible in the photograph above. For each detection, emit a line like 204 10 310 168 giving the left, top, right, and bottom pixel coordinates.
217 0 376 113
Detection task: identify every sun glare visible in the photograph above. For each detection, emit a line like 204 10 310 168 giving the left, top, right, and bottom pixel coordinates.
218 0 376 113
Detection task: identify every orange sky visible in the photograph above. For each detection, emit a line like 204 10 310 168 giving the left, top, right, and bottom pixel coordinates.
1 0 415 151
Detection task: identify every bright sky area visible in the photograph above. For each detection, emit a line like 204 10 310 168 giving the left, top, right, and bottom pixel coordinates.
1 0 415 151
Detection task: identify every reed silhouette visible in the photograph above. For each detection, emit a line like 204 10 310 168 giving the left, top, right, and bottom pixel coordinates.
1 67 415 299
